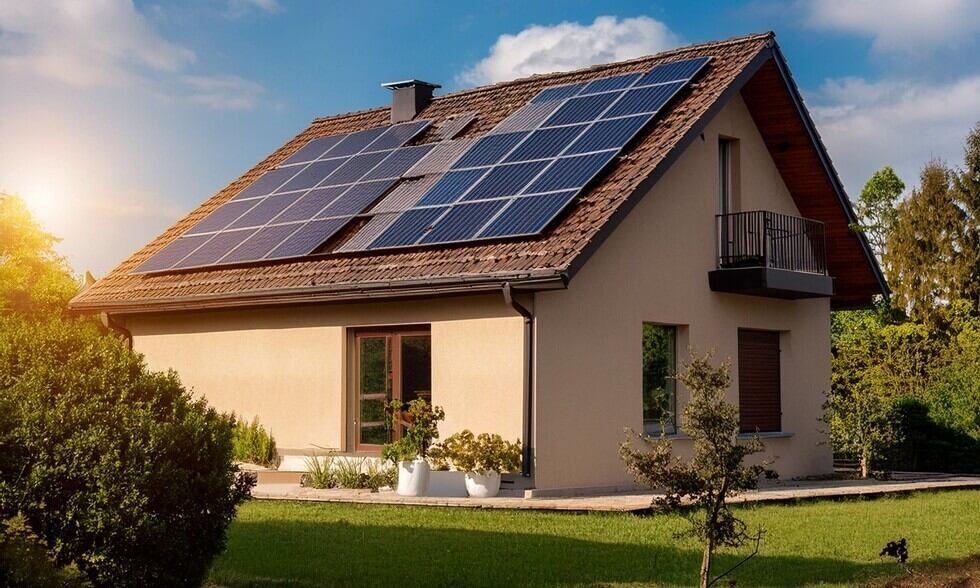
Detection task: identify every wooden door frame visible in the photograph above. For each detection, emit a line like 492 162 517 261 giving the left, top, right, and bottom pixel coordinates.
352 325 431 454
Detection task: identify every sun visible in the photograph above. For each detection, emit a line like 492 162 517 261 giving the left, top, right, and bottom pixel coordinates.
18 176 73 230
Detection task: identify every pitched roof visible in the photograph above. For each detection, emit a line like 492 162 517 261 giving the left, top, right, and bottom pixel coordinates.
70 32 883 313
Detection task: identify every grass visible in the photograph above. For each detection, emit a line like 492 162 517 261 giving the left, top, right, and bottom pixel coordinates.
207 489 980 588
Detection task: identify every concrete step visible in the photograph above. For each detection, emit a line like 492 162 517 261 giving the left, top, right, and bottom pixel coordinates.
255 470 305 485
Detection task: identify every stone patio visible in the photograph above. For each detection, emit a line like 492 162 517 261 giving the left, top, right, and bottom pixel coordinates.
251 473 980 512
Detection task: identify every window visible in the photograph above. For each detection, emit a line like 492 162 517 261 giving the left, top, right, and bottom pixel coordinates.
353 327 431 452
737 329 781 433
642 324 677 435
718 137 739 215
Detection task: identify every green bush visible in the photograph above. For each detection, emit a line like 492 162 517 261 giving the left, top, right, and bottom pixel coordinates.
381 398 445 463
0 516 89 587
429 430 522 474
303 454 337 489
0 317 253 587
232 415 279 467
302 454 394 491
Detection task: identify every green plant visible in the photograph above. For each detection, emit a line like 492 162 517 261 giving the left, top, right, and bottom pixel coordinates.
0 316 253 587
621 351 773 588
232 415 279 467
303 454 337 489
429 430 522 474
381 398 445 463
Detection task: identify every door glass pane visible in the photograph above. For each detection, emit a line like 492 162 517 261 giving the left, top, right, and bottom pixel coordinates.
642 324 676 434
360 426 389 446
400 335 432 406
358 336 390 446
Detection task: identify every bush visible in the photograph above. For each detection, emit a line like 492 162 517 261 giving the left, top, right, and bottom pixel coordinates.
304 454 337 489
884 399 980 473
381 399 444 463
428 430 522 474
0 317 253 587
302 454 394 491
0 516 89 587
232 415 279 467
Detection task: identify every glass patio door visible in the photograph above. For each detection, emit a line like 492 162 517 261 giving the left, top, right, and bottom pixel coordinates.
353 328 431 452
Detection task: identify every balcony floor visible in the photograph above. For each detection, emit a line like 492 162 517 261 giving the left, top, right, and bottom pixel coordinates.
709 267 834 299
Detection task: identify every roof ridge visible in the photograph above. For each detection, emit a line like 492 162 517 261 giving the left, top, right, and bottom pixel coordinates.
311 31 773 125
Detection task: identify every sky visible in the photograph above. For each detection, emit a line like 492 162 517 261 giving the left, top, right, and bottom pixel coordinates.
1 0 979 275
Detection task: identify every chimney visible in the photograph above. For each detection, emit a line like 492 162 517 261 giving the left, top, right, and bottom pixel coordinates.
381 79 440 124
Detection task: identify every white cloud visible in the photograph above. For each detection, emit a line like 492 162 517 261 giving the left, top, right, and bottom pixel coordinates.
803 0 980 54
225 0 282 18
182 74 265 110
459 15 682 86
809 75 980 194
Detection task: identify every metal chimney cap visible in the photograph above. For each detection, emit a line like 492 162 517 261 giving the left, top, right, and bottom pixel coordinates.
381 79 441 90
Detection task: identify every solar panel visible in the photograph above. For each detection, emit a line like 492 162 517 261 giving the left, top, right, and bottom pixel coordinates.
133 234 212 273
326 127 388 157
173 229 257 269
565 115 649 155
273 186 345 224
525 151 617 193
275 159 346 193
461 161 549 201
636 56 710 87
228 193 303 229
580 72 642 95
369 207 446 249
221 223 302 264
366 120 430 152
416 169 487 206
502 124 588 163
320 151 390 186
490 101 563 134
281 134 346 166
232 167 301 201
603 81 685 118
434 113 476 140
267 217 350 259
477 191 579 238
405 138 476 175
451 132 529 169
363 144 433 181
541 91 623 127
317 180 395 218
530 82 586 104
186 199 258 235
420 199 508 244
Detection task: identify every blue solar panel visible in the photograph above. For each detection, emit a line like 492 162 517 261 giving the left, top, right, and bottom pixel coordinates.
565 115 651 155
272 186 345 224
186 199 258 235
525 151 617 193
461 161 549 201
221 223 301 264
326 127 388 158
603 80 685 118
416 169 487 206
134 234 211 273
232 167 301 200
282 134 346 166
173 229 257 269
363 144 434 180
226 193 302 229
636 56 709 87
420 200 508 244
478 191 579 238
530 83 585 104
542 91 623 127
365 120 430 151
275 158 347 193
580 73 642 95
452 132 529 169
370 206 446 249
320 151 389 186
317 180 394 218
267 217 350 259
502 125 588 163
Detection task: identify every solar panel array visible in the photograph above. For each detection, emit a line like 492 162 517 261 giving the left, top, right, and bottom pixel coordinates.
351 55 710 251
134 55 710 273
135 120 431 272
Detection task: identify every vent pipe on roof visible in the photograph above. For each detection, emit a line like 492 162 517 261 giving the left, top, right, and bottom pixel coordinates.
381 79 440 124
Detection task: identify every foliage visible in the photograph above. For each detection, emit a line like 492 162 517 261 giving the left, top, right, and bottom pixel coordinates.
851 166 905 266
428 430 522 474
303 454 395 491
0 516 90 587
0 316 253 587
381 398 445 463
303 454 337 489
621 352 772 588
0 194 79 317
882 399 980 473
231 415 279 467
886 126 980 323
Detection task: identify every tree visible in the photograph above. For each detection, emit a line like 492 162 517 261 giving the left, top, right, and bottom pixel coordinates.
852 166 904 265
0 194 79 317
621 352 771 588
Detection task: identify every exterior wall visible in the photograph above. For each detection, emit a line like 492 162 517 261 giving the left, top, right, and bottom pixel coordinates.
532 93 833 491
124 294 524 452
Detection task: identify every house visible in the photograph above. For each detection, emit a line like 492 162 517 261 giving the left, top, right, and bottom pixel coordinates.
70 32 886 495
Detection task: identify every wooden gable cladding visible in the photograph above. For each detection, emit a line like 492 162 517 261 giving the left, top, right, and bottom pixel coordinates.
737 329 782 433
740 58 885 309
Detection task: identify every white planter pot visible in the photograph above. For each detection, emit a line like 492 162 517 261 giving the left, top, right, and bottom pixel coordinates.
396 458 430 496
464 471 501 498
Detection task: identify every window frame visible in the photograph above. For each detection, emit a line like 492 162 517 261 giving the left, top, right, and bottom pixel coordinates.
641 323 678 436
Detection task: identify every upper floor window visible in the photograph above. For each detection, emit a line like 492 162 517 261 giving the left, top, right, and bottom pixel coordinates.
642 324 677 435
719 137 739 215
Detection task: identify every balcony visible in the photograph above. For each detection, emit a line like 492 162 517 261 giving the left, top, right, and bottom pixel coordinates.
709 210 834 299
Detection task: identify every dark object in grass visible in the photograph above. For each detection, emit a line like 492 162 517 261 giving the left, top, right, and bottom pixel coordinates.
881 538 912 575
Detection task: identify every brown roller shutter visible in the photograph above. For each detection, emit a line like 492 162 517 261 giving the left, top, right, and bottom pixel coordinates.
738 329 781 433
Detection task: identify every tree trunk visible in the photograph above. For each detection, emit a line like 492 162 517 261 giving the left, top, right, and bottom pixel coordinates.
860 450 871 479
700 539 713 588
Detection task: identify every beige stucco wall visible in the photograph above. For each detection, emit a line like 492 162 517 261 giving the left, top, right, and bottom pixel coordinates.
124 295 525 452
531 93 833 491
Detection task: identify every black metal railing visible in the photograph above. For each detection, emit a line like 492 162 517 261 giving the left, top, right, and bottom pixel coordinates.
716 210 827 275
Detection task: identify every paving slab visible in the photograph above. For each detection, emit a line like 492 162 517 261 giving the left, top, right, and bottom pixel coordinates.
251 474 980 512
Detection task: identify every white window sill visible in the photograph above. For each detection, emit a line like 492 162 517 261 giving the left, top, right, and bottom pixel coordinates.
658 431 794 441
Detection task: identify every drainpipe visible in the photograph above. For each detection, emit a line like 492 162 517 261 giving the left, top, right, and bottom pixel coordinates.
503 283 534 478
100 312 133 350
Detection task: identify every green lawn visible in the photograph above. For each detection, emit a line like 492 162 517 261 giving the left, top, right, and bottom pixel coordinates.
208 490 980 588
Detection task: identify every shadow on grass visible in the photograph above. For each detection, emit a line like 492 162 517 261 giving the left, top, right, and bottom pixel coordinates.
208 519 901 587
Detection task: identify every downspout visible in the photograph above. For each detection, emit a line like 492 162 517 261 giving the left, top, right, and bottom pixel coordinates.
503 283 534 478
100 312 133 350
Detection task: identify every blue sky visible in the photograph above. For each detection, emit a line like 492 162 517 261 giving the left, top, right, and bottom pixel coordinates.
1 0 979 274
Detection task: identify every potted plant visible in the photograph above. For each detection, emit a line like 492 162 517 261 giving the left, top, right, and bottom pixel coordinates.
429 430 521 498
381 398 444 496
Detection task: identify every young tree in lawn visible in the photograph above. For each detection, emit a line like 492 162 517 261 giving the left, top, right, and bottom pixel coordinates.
851 166 904 268
621 352 772 588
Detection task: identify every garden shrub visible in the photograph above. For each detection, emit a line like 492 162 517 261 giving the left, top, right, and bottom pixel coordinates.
231 415 279 467
428 430 522 474
303 454 394 491
0 317 253 587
